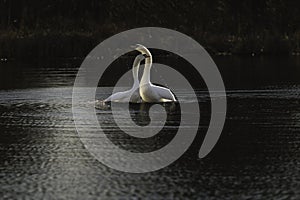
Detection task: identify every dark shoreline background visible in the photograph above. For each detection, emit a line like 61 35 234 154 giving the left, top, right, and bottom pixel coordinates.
0 0 299 61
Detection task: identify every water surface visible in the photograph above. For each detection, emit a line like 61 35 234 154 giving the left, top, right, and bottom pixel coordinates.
0 57 299 199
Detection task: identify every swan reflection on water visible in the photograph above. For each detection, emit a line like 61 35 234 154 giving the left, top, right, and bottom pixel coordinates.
96 101 180 124
128 102 179 126
95 101 181 153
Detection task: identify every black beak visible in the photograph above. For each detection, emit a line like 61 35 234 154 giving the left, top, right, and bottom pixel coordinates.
143 54 150 58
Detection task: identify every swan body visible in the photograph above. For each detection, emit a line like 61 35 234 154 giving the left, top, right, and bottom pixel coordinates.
134 44 176 103
104 87 140 103
103 54 145 103
140 83 176 102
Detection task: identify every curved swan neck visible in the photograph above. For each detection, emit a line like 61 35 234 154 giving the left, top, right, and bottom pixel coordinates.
132 63 140 88
132 55 145 89
141 56 152 85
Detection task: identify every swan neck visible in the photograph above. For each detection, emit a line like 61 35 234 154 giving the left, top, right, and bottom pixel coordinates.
141 57 152 85
132 63 140 89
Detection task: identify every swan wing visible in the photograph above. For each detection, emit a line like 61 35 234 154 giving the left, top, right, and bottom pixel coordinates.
105 90 131 102
153 85 176 102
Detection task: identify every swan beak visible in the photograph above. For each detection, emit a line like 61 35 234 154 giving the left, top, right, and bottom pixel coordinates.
131 44 146 50
130 44 139 49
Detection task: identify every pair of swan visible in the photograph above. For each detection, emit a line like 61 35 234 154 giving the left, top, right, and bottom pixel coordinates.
103 44 176 103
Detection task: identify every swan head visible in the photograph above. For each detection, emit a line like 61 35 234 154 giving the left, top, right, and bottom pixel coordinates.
131 44 152 56
133 54 146 66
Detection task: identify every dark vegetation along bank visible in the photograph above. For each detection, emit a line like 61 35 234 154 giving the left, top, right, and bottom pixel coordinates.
0 0 299 61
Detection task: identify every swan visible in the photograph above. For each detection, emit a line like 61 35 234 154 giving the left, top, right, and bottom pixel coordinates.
103 54 146 103
134 44 176 103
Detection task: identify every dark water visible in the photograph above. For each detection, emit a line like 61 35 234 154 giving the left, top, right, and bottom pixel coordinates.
0 57 299 199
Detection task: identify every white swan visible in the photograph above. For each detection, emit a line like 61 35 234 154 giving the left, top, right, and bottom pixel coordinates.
103 54 145 103
134 44 176 103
